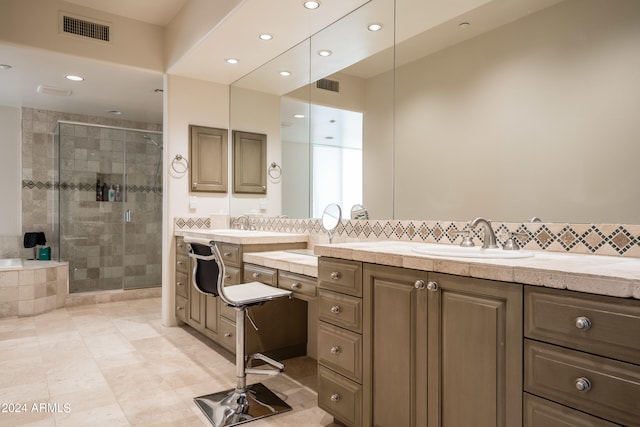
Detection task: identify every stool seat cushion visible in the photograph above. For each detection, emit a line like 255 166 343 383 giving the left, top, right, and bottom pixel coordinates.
224 281 291 306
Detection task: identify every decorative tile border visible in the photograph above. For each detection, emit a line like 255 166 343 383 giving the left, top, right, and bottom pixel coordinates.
188 217 639 258
174 217 211 230
22 180 161 194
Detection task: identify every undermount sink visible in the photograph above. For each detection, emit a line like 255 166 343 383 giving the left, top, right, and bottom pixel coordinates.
412 244 534 259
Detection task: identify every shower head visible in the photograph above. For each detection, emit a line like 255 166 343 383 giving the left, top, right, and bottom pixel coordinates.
143 135 163 149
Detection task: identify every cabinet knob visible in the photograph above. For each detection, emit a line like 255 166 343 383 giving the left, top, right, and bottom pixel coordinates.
177 306 184 311
291 282 301 290
330 271 341 280
252 272 260 278
427 281 439 292
330 346 341 355
224 274 231 279
177 281 183 287
224 332 232 338
223 252 232 257
330 305 341 314
330 393 341 402
575 316 592 330
177 243 184 249
177 261 184 266
414 280 425 290
575 377 591 392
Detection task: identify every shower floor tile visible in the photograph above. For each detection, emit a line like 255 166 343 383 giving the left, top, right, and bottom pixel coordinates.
0 298 341 427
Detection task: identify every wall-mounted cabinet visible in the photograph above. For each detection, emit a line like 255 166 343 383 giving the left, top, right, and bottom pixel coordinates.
189 125 228 193
233 130 267 194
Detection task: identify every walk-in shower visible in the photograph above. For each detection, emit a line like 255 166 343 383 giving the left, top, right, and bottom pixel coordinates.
54 122 163 293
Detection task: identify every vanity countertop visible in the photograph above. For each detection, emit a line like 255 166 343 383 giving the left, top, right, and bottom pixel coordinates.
175 229 308 245
244 250 318 278
314 241 640 299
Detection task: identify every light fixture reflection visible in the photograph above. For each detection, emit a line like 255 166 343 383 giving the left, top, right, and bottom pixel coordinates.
280 71 291 77
367 23 383 32
303 1 320 10
65 75 84 81
226 58 239 64
318 50 332 57
259 33 273 40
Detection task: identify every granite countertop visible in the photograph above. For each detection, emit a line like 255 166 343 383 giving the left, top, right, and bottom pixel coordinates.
243 250 318 278
175 229 308 245
314 241 640 299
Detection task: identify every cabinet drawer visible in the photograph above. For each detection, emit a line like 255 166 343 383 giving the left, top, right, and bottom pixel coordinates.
175 295 187 323
525 286 640 365
176 253 189 274
278 271 316 299
218 243 241 266
176 237 187 253
318 258 362 297
218 317 237 353
524 393 619 427
318 289 362 333
223 266 241 285
243 264 277 287
318 322 362 383
175 271 188 298
220 301 236 321
318 365 362 427
524 339 640 426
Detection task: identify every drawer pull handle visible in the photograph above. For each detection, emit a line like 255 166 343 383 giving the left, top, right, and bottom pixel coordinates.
330 393 341 402
223 252 232 257
330 271 341 280
575 377 591 392
330 346 341 355
252 272 260 278
330 305 341 314
427 281 439 292
291 282 301 290
224 332 232 338
575 316 592 330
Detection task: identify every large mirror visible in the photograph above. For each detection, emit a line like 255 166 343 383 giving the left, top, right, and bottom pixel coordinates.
230 0 640 225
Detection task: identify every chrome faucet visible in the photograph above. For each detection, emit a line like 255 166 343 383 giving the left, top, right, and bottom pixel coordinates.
235 215 250 230
469 217 499 249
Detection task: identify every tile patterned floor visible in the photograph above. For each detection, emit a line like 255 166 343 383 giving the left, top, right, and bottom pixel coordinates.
0 298 338 427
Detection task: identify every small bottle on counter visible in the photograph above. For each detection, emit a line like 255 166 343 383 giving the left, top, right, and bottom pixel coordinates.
115 185 121 202
108 185 115 202
96 179 102 201
101 182 108 201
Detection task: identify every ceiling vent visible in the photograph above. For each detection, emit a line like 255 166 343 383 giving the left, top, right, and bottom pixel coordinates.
316 78 340 93
60 12 110 42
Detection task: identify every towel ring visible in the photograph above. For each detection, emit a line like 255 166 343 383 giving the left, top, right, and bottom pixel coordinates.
268 162 282 179
171 154 189 174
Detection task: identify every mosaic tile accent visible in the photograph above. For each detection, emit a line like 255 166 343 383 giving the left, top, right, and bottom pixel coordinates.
174 217 211 230
195 216 640 258
22 180 162 194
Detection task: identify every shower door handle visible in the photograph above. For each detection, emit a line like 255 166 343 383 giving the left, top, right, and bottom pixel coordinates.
125 209 131 223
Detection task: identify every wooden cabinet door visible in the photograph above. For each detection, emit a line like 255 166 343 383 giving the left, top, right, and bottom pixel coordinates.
189 125 228 193
233 130 266 194
363 264 429 427
204 295 219 336
427 273 523 427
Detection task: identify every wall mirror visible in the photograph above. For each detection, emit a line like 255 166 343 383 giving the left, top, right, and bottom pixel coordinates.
230 0 640 225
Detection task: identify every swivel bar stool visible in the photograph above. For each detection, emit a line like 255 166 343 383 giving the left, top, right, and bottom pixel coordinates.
184 236 293 427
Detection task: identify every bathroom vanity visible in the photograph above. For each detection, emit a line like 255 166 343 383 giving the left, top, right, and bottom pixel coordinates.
314 242 640 427
174 230 309 360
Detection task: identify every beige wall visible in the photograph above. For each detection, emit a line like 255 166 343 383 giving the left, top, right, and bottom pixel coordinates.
0 106 21 236
162 74 229 326
390 0 640 223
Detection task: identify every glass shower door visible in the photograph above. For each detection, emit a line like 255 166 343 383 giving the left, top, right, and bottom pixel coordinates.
122 131 162 289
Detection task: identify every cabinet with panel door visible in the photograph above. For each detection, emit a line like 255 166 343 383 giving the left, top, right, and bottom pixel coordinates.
317 257 523 427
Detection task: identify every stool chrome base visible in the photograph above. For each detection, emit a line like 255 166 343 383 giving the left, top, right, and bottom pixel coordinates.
194 382 291 427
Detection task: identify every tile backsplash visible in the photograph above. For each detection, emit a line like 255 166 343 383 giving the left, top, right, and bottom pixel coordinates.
175 216 640 258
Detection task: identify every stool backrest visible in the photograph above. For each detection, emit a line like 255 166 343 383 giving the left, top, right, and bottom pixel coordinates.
187 242 221 297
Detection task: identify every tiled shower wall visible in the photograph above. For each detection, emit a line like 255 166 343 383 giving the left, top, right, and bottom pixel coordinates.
20 108 163 293
176 216 640 258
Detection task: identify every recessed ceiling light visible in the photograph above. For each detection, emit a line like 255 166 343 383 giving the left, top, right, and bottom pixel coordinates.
0 64 12 70
368 23 383 32
65 74 84 82
226 58 239 64
259 33 273 41
317 50 332 57
293 114 305 119
459 22 471 29
107 110 122 115
280 71 291 77
303 1 320 10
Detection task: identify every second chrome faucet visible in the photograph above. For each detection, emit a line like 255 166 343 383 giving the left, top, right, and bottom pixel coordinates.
469 217 499 249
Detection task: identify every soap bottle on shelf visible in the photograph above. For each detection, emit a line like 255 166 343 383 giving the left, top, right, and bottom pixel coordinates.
101 182 108 201
115 185 121 202
96 179 102 201
108 185 115 202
